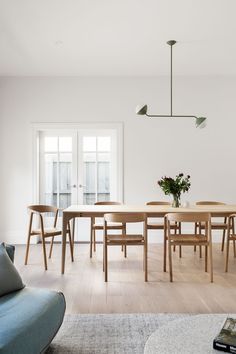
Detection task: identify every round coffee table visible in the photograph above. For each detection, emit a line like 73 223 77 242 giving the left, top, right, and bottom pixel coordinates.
144 314 229 354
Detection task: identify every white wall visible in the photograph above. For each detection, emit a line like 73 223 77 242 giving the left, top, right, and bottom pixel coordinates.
0 76 235 244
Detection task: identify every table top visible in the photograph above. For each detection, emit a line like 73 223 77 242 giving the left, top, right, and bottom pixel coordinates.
144 314 230 354
63 204 236 216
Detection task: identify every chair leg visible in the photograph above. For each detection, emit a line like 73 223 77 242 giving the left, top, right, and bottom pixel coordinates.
205 245 208 272
49 237 54 259
124 245 127 258
72 218 75 253
24 234 31 265
90 218 93 258
199 246 202 258
179 246 182 258
163 220 167 272
41 236 48 271
123 224 127 258
209 242 213 283
173 223 177 252
221 229 226 252
144 243 148 282
25 213 33 265
93 229 96 252
194 223 198 252
104 242 108 282
178 223 182 258
234 240 236 258
68 225 74 262
199 224 202 258
225 234 230 273
168 242 173 282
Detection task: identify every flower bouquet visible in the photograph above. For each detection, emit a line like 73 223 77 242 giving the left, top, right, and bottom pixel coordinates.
157 173 191 207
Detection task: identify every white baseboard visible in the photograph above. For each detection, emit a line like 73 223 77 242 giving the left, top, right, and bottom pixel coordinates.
0 230 37 245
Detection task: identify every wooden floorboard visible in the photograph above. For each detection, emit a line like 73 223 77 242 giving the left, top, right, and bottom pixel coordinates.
15 243 236 314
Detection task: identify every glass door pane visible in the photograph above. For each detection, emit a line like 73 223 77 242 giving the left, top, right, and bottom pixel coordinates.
59 153 72 210
40 133 76 212
79 135 112 204
83 152 96 204
44 153 57 206
97 152 110 202
40 130 118 208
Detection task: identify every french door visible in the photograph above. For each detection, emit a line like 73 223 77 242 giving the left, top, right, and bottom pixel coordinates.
39 127 121 211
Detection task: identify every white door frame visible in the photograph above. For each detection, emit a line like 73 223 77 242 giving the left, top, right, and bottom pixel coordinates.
31 122 124 205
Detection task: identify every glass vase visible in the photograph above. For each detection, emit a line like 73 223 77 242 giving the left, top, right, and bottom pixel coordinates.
172 194 181 208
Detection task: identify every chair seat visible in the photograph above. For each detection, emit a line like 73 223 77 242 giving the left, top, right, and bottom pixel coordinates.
93 222 123 230
30 227 63 236
169 234 207 244
107 234 144 244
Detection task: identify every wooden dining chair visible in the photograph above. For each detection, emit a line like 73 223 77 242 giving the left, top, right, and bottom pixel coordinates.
146 201 182 257
165 212 213 282
195 201 229 254
90 201 124 258
25 205 74 270
103 213 148 282
225 214 236 272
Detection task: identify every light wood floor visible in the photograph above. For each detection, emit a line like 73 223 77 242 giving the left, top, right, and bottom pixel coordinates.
15 243 236 314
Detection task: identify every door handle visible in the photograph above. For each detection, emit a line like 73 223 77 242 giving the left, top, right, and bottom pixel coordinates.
78 184 86 188
71 184 77 188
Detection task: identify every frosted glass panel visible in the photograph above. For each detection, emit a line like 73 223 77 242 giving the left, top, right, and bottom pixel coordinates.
59 153 72 209
98 152 110 162
83 137 96 152
98 137 111 151
45 137 57 152
83 160 96 205
59 137 72 152
98 162 110 193
83 152 96 162
44 153 57 206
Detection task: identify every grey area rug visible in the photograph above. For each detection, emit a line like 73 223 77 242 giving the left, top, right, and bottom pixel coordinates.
47 313 191 354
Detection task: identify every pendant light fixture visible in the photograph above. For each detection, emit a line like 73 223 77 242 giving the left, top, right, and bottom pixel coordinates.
136 40 207 128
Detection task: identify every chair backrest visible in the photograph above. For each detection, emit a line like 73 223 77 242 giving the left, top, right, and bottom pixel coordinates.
196 201 226 206
146 201 171 206
94 201 122 205
166 212 211 240
28 205 58 213
166 212 211 223
104 212 146 224
27 205 59 229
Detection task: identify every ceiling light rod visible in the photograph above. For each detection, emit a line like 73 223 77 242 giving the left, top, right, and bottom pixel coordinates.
169 39 174 116
136 40 207 128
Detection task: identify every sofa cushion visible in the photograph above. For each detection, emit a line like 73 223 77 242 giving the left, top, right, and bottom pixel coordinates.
4 244 15 263
0 243 15 263
0 243 24 296
0 287 66 354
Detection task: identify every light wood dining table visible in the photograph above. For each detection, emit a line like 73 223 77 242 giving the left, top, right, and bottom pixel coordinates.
61 204 236 274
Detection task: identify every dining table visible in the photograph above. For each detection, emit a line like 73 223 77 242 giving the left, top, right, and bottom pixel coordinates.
61 204 236 274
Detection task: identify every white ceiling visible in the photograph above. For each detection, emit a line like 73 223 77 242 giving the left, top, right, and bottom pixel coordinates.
0 0 236 76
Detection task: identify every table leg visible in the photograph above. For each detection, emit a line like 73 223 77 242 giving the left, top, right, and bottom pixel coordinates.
61 212 69 274
163 216 167 272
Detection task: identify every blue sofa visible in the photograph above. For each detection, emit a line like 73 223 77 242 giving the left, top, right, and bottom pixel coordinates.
0 245 66 354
